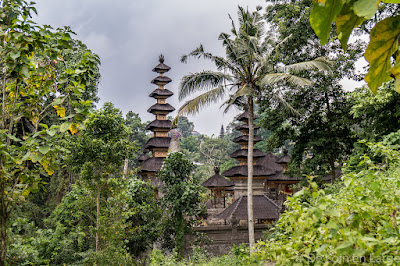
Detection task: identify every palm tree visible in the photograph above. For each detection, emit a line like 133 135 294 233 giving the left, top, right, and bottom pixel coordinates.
176 6 331 249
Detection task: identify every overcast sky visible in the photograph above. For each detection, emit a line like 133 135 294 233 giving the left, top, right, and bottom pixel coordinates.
32 0 267 135
33 0 364 136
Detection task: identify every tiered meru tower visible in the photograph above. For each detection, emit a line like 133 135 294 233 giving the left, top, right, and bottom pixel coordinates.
139 55 174 182
222 111 271 200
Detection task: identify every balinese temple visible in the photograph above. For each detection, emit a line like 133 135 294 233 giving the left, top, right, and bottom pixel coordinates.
139 55 174 188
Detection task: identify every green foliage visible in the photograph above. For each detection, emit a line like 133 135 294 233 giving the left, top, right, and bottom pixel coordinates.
176 116 194 137
69 102 133 181
125 111 148 168
149 248 260 266
254 144 400 265
310 0 400 92
350 82 400 139
124 179 162 257
158 152 205 256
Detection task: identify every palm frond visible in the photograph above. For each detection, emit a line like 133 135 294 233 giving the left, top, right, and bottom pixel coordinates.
260 73 313 88
285 57 333 75
270 93 300 117
179 71 231 101
222 84 251 113
181 44 214 63
176 86 226 117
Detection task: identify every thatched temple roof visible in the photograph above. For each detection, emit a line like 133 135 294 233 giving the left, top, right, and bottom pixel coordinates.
257 152 283 172
232 135 262 144
149 88 174 98
144 137 171 149
151 76 172 85
230 149 265 159
222 165 276 177
202 168 234 188
236 111 259 122
140 157 164 172
147 103 175 114
145 120 172 130
217 195 280 220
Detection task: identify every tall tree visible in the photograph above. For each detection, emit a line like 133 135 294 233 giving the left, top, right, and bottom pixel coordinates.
0 1 99 264
176 6 330 248
263 0 364 180
158 152 204 257
69 103 133 252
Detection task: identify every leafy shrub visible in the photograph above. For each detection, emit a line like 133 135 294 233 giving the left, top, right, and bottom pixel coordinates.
254 156 400 265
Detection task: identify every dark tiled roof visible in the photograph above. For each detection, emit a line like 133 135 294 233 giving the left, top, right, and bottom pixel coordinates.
222 165 276 177
138 153 150 162
151 76 172 85
149 88 174 98
140 157 164 172
236 111 259 122
257 152 283 172
144 137 171 149
235 124 260 131
147 103 175 114
230 149 265 159
145 120 172 130
232 135 262 144
202 174 234 188
217 195 280 220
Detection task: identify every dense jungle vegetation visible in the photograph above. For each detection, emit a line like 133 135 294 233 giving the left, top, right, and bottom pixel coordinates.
1 0 400 265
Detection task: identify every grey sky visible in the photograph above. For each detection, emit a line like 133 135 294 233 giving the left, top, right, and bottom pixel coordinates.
34 0 364 135
33 0 266 135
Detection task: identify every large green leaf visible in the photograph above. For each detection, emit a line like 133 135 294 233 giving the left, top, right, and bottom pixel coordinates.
353 0 380 19
365 16 400 93
336 2 365 50
310 0 345 45
389 61 400 93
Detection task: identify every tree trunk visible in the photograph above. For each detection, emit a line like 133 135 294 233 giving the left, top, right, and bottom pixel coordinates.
330 155 336 184
0 182 7 266
123 158 129 179
247 100 255 250
95 182 100 252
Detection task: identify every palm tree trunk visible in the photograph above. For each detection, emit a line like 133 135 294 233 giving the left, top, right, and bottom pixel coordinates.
0 180 6 266
247 99 255 250
95 181 100 252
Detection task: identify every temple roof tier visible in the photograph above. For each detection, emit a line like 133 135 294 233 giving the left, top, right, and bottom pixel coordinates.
266 173 301 182
277 149 290 164
235 124 260 131
145 120 172 131
232 135 262 144
230 149 265 159
202 168 234 188
151 76 172 86
147 103 175 114
217 195 280 220
236 111 259 122
138 153 150 163
144 137 171 149
222 165 276 177
149 88 174 98
256 152 284 172
140 157 165 173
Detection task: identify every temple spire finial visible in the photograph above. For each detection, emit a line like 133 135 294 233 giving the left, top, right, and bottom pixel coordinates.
159 54 165 64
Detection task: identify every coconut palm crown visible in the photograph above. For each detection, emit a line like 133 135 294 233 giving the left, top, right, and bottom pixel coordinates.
176 6 332 249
